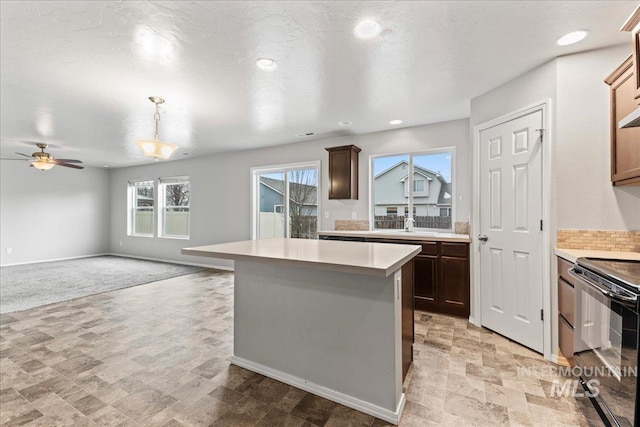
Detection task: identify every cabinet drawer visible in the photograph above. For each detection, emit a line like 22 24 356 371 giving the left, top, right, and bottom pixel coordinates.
441 242 468 258
557 257 577 287
558 279 575 327
420 242 438 255
559 315 574 360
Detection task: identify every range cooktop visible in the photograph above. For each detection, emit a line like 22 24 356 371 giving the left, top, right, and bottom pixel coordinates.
577 258 640 291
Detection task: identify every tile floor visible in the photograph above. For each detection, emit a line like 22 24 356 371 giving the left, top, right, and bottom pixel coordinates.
0 269 600 426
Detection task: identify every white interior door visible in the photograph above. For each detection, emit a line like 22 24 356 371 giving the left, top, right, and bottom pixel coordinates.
479 109 544 353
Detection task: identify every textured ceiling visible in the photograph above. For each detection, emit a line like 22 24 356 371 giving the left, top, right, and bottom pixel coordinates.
0 1 635 167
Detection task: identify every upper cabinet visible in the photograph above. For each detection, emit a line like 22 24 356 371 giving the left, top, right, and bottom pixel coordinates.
325 145 361 199
604 6 640 186
621 6 640 104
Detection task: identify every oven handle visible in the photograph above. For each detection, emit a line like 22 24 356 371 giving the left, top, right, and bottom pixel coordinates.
569 268 637 305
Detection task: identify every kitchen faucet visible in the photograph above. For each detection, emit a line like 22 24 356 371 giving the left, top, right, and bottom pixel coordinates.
404 217 415 231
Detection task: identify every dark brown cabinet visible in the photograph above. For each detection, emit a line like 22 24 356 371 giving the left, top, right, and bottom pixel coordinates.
558 257 576 364
325 145 360 199
605 56 640 186
621 6 640 101
413 242 470 318
401 259 414 380
363 238 470 318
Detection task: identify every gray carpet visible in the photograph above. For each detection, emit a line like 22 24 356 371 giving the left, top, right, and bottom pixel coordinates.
0 255 206 313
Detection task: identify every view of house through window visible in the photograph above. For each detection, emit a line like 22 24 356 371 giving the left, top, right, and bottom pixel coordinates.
372 149 454 230
159 176 190 238
129 180 154 236
254 163 319 239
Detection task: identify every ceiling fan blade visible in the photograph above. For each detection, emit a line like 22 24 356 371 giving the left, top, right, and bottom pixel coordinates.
54 159 82 163
15 152 33 158
0 157 30 161
55 162 84 169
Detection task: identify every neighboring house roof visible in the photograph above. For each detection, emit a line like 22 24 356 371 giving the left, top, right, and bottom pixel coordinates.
260 176 318 205
374 160 451 207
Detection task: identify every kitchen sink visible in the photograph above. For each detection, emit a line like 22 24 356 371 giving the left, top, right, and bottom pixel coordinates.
370 230 439 237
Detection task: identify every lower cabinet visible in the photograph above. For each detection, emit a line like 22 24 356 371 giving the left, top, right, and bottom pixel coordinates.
364 238 470 318
557 257 576 363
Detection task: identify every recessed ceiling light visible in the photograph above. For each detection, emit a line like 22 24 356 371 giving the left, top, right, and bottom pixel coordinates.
296 132 316 137
556 30 590 46
338 121 352 126
104 165 111 168
354 19 382 39
389 119 403 125
256 58 278 71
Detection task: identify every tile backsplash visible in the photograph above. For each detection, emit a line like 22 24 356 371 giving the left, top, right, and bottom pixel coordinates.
454 222 470 235
335 220 370 231
557 229 640 252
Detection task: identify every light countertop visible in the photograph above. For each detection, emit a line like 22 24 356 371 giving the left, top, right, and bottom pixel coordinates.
183 238 421 277
554 248 640 264
318 230 471 243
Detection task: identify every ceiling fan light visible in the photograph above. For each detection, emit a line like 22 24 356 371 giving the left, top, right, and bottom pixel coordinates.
32 159 55 170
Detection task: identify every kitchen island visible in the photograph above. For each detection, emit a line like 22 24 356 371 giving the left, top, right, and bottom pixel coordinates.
182 238 420 424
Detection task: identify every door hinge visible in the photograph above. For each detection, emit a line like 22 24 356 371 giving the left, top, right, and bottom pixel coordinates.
540 309 544 321
540 220 543 231
536 128 544 141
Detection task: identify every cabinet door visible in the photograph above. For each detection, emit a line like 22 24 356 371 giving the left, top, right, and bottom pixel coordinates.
328 149 351 199
440 256 470 317
401 259 414 381
414 255 437 311
606 57 640 185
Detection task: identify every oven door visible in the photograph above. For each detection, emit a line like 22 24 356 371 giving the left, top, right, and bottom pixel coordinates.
571 268 639 427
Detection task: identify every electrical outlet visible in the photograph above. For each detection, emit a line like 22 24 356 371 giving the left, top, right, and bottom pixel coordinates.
351 211 357 219
119 241 123 246
6 248 12 254
324 211 329 219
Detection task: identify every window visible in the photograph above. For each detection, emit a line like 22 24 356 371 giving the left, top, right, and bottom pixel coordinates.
386 207 398 216
129 180 154 236
372 148 454 230
159 176 190 238
252 161 320 240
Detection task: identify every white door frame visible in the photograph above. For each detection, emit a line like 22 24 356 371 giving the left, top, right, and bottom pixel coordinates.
471 99 553 360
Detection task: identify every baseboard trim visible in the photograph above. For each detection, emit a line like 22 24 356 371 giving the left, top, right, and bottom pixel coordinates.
0 253 111 268
230 356 405 425
107 253 234 272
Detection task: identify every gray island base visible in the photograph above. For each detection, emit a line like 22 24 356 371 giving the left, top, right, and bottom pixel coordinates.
182 238 420 424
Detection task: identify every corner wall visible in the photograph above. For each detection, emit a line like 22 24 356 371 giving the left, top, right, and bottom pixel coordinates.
108 119 470 268
0 161 111 265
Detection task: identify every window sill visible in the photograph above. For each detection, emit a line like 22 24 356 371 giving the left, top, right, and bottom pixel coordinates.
159 235 191 240
129 234 154 238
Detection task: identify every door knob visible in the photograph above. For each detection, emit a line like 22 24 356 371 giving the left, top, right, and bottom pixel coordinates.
478 234 488 242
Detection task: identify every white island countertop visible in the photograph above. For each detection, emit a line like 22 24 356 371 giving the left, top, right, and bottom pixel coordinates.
182 238 421 277
318 229 472 243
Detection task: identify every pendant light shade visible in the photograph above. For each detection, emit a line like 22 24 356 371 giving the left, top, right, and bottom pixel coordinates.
136 96 177 160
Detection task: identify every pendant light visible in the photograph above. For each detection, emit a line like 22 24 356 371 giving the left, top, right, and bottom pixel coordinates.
136 96 177 160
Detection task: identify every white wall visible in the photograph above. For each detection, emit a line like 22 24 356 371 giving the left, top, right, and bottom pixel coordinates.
469 44 640 361
0 161 110 265
109 119 470 267
556 45 640 230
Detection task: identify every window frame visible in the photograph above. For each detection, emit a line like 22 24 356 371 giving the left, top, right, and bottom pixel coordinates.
250 160 321 240
369 147 455 232
128 180 156 237
158 176 191 240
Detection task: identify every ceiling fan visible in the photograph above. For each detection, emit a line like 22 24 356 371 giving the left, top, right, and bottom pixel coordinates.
0 143 84 170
